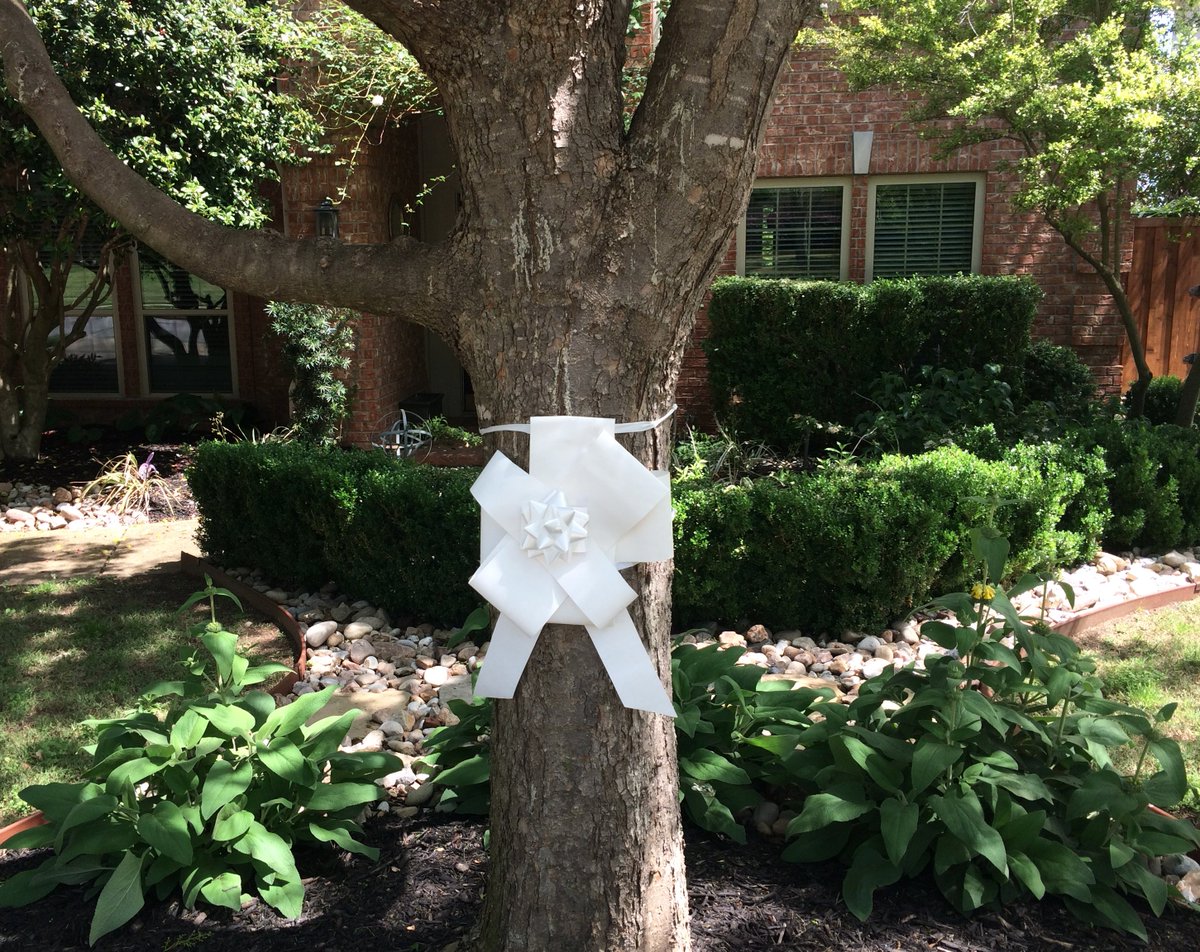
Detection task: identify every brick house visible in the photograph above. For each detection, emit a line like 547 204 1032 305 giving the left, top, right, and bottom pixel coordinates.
38 32 1129 444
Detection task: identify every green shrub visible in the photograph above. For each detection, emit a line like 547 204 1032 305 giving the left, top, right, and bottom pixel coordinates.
704 275 1041 449
671 442 1106 632
0 580 400 944
780 530 1199 937
1088 418 1200 550
1016 340 1098 425
187 442 478 622
267 302 357 447
1126 374 1184 427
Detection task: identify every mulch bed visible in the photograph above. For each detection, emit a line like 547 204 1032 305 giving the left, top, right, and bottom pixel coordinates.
2 814 1199 951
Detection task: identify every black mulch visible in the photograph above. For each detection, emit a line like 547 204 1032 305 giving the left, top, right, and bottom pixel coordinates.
2 814 1198 951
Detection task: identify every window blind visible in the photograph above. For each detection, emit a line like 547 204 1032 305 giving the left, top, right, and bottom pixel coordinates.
872 182 977 279
744 185 844 280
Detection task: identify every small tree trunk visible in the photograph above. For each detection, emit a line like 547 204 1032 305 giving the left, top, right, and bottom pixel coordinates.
0 351 51 462
1175 358 1200 427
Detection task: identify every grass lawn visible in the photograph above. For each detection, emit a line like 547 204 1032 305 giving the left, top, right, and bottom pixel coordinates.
1076 600 1200 812
0 572 291 826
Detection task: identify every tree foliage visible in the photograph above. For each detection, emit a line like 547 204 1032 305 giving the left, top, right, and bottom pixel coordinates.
818 0 1200 416
0 0 322 460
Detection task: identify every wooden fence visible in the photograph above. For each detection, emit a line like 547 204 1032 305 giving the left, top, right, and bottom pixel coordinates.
1122 219 1200 387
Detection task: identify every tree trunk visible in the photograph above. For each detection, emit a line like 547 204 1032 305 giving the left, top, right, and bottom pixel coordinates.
0 342 50 462
1176 358 1200 428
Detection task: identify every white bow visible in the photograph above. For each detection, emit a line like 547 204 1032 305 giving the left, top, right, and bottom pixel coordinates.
468 416 675 716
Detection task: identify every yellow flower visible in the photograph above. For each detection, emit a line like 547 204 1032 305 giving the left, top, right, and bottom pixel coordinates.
970 582 996 602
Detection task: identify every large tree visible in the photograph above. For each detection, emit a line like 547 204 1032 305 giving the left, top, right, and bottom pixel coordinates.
1 0 810 948
818 0 1200 417
0 0 320 461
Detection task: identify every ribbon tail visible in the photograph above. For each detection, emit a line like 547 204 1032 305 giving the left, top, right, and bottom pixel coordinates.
587 613 676 717
474 613 539 700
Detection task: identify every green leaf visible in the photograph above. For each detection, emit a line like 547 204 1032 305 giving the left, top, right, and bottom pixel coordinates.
212 805 254 842
199 870 243 912
1007 850 1046 899
203 704 256 738
105 758 166 797
239 690 278 727
1142 738 1189 807
169 709 208 751
308 821 380 860
0 823 54 851
911 738 961 795
261 687 336 739
304 782 384 812
19 781 100 822
201 759 252 819
842 843 902 921
446 604 490 649
1079 884 1148 941
0 866 60 908
89 851 146 946
201 629 239 681
879 798 919 866
433 754 490 788
258 740 317 785
682 787 746 843
930 788 1007 875
300 710 360 760
679 750 751 785
258 876 304 919
788 790 871 835
55 795 119 849
135 801 193 866
781 824 850 863
233 821 298 880
969 525 1009 583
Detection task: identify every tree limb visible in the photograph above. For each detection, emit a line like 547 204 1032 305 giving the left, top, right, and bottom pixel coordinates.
0 0 464 331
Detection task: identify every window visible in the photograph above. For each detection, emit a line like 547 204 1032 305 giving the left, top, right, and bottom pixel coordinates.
867 175 984 280
738 180 849 280
137 247 234 394
47 239 120 394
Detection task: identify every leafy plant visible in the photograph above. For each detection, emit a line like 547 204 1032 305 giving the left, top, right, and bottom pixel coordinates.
266 302 357 447
81 451 177 518
0 578 401 944
425 415 483 448
779 527 1200 937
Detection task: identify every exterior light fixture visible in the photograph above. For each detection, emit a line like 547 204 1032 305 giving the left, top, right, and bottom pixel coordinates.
852 130 874 175
314 198 340 239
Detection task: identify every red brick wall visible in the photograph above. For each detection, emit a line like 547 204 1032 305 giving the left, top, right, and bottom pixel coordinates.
678 44 1129 429
279 121 429 446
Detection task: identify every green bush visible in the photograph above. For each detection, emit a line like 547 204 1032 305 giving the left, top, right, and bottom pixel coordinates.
704 275 1041 449
1016 340 1098 426
187 442 478 623
266 302 357 446
1088 419 1200 550
671 442 1107 632
1125 374 1185 427
0 581 400 943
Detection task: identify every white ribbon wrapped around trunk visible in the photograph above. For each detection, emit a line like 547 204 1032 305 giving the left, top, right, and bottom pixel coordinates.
468 415 675 717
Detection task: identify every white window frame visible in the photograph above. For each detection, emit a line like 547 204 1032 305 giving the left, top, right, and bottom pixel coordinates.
132 246 238 397
865 173 986 282
737 176 852 281
45 249 125 398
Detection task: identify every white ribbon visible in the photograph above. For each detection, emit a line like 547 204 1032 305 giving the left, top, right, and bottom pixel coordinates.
469 415 675 716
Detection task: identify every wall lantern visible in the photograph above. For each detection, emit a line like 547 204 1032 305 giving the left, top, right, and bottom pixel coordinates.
314 198 340 239
852 130 874 176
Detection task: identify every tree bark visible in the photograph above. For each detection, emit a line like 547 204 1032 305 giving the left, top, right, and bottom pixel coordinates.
1 0 812 945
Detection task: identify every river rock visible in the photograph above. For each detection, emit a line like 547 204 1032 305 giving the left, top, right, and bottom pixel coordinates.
304 620 338 648
344 621 374 641
349 640 375 664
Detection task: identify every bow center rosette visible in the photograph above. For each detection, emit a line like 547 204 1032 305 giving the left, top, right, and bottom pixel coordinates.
468 415 675 716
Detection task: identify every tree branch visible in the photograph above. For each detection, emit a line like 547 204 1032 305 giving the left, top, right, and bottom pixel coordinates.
0 0 464 332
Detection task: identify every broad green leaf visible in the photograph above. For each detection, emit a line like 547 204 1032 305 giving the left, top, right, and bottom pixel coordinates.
136 801 193 866
0 866 60 907
879 798 918 866
0 823 54 852
105 758 166 797
257 740 317 785
242 662 293 687
263 686 337 739
679 750 751 785
433 754 490 788
238 690 278 728
674 705 702 738
55 795 119 849
305 781 385 812
59 820 137 863
199 871 243 912
233 821 298 880
446 604 491 649
170 709 208 751
682 787 746 843
1024 839 1095 901
788 790 871 835
20 781 102 822
301 711 364 761
212 805 254 842
1142 738 1189 807
969 526 1009 583
1081 884 1148 941
930 788 1007 874
89 851 146 946
1117 856 1168 916
201 629 238 681
842 843 902 921
204 704 256 738
308 821 380 860
781 824 850 863
1007 850 1046 899
911 738 961 795
259 876 304 919
201 758 252 819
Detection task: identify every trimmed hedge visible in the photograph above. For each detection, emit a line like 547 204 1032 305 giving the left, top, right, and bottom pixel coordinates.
704 275 1041 448
672 442 1107 633
188 441 479 623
